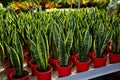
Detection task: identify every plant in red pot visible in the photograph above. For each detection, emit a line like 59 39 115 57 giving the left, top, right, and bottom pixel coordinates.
56 29 73 77
69 26 79 66
109 20 120 64
49 23 60 70
89 18 98 62
8 31 29 80
1 30 16 80
93 24 113 68
4 43 15 80
28 31 53 80
75 27 92 72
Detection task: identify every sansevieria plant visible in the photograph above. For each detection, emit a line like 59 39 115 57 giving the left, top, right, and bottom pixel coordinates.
5 31 29 79
28 30 53 80
109 18 120 63
75 27 92 72
59 29 73 67
93 23 113 68
28 30 49 72
95 24 113 58
77 27 92 62
52 22 60 59
56 28 73 77
112 20 120 54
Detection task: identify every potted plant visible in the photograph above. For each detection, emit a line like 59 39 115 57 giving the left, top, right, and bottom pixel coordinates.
109 19 120 63
69 36 79 66
49 22 60 70
28 30 53 80
93 23 113 68
1 28 15 80
56 28 73 77
75 27 92 72
5 31 29 80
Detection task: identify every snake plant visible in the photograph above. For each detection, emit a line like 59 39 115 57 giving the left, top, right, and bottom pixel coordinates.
52 22 60 59
59 28 73 66
4 31 25 78
95 23 113 58
112 19 120 54
77 27 92 62
28 30 49 72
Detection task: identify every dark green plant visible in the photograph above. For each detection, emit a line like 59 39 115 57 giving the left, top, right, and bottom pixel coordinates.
59 29 73 66
5 31 24 78
52 22 60 59
112 19 120 54
95 23 113 58
28 30 49 72
77 27 92 62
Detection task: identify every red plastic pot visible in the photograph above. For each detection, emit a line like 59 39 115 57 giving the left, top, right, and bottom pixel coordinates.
23 49 29 56
29 61 38 75
35 65 53 80
93 56 107 68
49 58 59 70
104 47 109 56
4 64 15 80
87 52 95 62
10 70 29 80
109 53 120 64
75 58 90 72
69 54 79 66
25 54 32 67
56 61 73 77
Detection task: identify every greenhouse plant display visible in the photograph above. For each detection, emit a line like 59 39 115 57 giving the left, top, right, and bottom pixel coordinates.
75 27 92 72
109 19 120 63
93 24 113 68
0 7 120 79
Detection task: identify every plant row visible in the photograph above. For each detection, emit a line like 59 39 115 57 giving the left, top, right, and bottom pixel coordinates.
0 8 120 80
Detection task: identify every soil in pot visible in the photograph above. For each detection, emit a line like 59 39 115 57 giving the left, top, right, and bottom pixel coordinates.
109 53 120 64
56 61 73 77
35 65 53 80
75 58 90 72
10 70 29 80
93 56 107 68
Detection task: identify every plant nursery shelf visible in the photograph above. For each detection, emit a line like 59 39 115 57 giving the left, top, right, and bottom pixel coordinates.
58 62 120 80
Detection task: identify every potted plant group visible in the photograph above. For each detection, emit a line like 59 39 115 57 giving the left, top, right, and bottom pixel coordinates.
93 24 113 68
75 27 92 72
